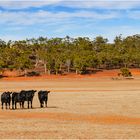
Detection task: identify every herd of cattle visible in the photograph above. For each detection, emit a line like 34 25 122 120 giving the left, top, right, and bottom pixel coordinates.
1 90 50 110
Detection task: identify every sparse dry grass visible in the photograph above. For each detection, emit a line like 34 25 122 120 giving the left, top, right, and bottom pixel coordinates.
0 76 140 139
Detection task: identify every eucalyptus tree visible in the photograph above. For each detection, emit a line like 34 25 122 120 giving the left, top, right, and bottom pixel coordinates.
113 35 127 68
0 48 4 70
14 50 33 76
0 40 5 69
25 37 46 67
72 37 94 74
0 39 6 48
0 47 19 70
93 36 108 52
35 37 49 73
48 37 66 74
0 34 140 76
114 35 123 47
62 36 75 73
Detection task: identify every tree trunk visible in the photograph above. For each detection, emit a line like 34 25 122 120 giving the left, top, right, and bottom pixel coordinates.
124 63 127 68
35 56 39 68
55 70 58 75
24 69 27 77
59 64 62 71
66 59 71 73
67 65 70 73
48 69 51 75
59 64 62 74
76 69 78 75
44 63 47 74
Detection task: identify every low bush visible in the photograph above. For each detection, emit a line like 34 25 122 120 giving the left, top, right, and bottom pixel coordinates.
119 68 132 77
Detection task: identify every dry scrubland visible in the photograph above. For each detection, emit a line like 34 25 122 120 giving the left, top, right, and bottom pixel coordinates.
0 71 140 139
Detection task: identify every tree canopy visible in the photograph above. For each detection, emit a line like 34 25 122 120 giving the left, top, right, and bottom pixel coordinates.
0 34 140 75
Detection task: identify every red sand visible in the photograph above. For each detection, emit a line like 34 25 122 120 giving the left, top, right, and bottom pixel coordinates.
0 70 140 139
1 69 140 81
0 111 140 125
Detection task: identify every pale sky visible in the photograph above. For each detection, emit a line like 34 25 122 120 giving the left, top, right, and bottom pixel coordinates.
0 0 140 42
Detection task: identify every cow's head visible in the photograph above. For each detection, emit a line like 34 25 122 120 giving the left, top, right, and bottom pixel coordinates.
30 90 36 97
6 91 12 95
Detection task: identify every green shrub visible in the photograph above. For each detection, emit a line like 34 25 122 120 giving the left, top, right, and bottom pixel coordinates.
120 68 132 77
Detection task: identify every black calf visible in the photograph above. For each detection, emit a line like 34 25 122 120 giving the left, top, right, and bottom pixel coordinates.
38 90 50 108
1 92 12 109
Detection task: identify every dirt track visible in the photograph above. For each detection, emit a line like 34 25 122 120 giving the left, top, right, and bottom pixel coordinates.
0 76 140 139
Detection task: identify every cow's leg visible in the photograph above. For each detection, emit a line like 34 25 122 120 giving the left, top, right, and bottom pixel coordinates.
41 101 43 108
28 101 29 109
31 101 33 108
45 101 47 107
12 101 14 110
15 102 17 109
20 102 22 108
1 102 3 109
9 102 10 109
12 99 14 109
40 103 42 108
22 101 24 109
6 102 7 109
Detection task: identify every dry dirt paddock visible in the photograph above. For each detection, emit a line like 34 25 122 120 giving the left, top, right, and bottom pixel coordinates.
0 77 140 139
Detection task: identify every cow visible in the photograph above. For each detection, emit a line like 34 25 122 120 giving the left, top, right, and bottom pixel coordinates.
24 90 36 109
12 90 26 109
12 90 36 109
38 90 50 108
1 92 12 109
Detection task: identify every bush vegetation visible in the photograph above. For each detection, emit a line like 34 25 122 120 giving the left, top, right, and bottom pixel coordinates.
0 34 140 75
119 68 132 77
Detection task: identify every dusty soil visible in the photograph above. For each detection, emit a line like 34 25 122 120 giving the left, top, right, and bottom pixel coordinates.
0 69 140 139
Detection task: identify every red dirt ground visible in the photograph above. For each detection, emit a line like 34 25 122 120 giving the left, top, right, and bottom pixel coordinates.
1 69 140 81
1 111 140 125
0 69 140 139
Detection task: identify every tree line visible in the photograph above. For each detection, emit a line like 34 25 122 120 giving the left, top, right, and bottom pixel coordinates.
0 34 140 76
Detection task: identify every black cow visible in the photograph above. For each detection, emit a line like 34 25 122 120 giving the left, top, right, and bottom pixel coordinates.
38 90 50 108
1 92 12 109
24 90 36 109
12 90 26 109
